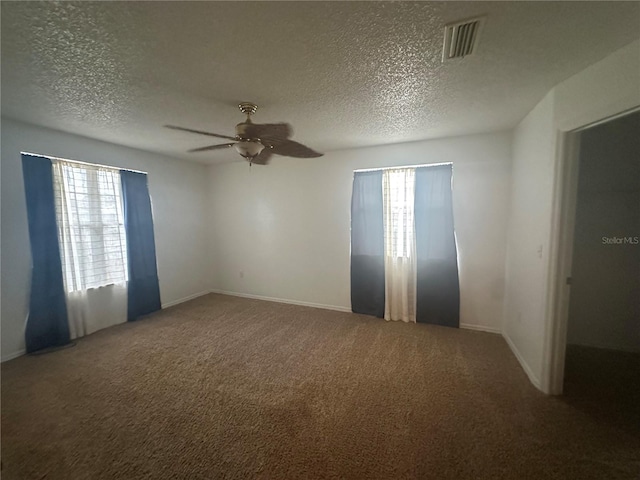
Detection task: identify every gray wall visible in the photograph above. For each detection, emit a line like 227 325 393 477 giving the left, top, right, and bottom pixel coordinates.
567 111 640 351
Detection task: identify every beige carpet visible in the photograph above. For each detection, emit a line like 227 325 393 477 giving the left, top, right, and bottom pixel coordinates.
2 294 638 479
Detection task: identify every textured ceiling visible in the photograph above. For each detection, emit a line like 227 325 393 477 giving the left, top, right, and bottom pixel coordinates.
2 1 639 164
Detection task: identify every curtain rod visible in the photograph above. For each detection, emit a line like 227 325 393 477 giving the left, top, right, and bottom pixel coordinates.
20 152 147 175
354 162 452 173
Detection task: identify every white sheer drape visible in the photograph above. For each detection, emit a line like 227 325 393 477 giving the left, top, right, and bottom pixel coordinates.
52 160 128 339
64 286 127 339
383 168 417 322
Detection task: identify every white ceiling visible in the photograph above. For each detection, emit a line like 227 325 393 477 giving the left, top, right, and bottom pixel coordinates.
2 1 639 164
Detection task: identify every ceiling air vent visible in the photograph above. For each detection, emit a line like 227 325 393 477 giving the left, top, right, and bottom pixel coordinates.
442 16 485 62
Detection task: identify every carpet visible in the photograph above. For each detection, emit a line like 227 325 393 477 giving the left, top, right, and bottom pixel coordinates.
2 294 639 479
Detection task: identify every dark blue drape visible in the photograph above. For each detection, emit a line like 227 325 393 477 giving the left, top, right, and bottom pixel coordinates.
120 170 161 320
351 170 385 317
414 164 460 327
21 154 71 352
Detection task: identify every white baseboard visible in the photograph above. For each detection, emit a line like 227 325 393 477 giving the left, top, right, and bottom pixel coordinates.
210 289 352 313
502 332 542 390
460 323 501 334
161 290 211 309
1 348 27 363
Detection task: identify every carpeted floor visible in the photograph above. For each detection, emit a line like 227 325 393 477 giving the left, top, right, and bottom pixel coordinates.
563 344 640 438
2 294 639 479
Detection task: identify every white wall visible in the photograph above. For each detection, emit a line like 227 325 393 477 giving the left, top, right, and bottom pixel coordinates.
503 39 640 391
567 112 639 352
208 131 512 333
1 118 211 361
503 91 556 388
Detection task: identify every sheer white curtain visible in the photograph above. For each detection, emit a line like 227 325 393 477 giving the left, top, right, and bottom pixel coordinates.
52 160 128 339
383 168 417 322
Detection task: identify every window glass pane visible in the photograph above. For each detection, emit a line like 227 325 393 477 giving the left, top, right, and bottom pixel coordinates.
53 160 128 292
383 168 415 259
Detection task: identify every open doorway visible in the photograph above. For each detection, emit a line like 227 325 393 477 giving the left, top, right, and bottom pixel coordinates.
561 110 639 432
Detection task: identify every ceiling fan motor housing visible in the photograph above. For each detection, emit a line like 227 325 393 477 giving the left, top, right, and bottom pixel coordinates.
235 122 253 138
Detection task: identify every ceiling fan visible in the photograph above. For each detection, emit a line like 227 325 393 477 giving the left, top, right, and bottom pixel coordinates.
165 103 323 165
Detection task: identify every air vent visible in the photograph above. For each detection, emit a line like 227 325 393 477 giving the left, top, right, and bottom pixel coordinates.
442 16 485 61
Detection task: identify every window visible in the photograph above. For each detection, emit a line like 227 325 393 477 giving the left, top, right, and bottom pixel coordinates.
383 168 415 259
53 160 128 292
351 163 459 325
22 152 162 349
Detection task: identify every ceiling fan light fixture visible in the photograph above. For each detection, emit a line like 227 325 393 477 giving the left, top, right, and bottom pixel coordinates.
234 139 265 159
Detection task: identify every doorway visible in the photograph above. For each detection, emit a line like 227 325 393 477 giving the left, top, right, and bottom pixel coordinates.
561 111 639 431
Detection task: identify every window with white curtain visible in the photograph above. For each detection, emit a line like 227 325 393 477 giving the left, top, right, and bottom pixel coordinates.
351 163 458 325
383 168 416 259
52 160 128 292
382 168 417 323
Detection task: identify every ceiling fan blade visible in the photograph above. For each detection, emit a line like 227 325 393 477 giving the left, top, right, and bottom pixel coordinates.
188 143 235 153
272 140 323 158
251 149 273 165
244 122 292 141
165 125 237 141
